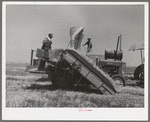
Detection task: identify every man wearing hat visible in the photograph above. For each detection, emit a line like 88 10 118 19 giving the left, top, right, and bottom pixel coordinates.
42 33 53 51
38 33 53 70
83 37 92 54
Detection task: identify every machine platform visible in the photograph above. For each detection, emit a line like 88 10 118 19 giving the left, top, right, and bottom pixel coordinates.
26 65 47 74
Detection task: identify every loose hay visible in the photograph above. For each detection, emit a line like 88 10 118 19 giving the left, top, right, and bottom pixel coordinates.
50 48 65 61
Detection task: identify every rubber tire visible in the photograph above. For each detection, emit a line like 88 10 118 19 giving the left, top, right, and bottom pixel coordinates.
112 74 126 87
134 64 144 80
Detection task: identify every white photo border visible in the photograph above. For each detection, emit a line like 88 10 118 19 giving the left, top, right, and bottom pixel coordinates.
2 1 149 120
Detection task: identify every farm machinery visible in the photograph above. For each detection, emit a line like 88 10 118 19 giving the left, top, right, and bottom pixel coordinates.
98 35 126 86
134 64 144 85
26 27 128 94
128 41 144 86
27 48 118 94
88 35 126 87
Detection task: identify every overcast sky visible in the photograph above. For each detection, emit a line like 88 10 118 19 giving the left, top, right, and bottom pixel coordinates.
6 3 145 66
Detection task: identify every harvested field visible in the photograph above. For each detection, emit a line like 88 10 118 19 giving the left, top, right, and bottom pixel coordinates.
5 63 144 107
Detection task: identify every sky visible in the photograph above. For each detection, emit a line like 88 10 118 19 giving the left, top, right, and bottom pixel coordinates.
5 3 145 66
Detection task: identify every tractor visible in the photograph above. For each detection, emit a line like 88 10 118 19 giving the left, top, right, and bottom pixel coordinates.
88 35 126 87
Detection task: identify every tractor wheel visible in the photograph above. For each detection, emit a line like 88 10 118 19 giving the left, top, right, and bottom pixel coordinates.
51 74 72 89
112 74 126 87
134 64 144 84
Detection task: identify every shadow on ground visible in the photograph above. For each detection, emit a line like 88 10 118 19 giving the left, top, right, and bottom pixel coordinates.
25 83 100 94
69 85 101 94
126 80 144 88
26 84 57 91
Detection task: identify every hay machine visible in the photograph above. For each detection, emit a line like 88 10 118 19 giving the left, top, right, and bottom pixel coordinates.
26 27 128 94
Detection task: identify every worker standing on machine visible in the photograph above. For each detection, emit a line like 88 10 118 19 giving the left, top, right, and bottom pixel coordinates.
38 33 53 70
82 37 92 54
42 33 53 51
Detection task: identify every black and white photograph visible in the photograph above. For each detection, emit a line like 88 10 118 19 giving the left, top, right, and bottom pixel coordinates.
2 2 149 120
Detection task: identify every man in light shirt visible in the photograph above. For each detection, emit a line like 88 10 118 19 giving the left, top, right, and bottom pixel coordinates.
83 37 92 54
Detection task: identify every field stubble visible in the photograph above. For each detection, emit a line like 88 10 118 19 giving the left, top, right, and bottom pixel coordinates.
6 63 144 107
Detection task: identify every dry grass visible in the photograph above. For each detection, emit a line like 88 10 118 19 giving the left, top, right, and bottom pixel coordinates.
5 63 144 108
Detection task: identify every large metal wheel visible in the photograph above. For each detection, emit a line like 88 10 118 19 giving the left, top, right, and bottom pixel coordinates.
112 74 126 87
